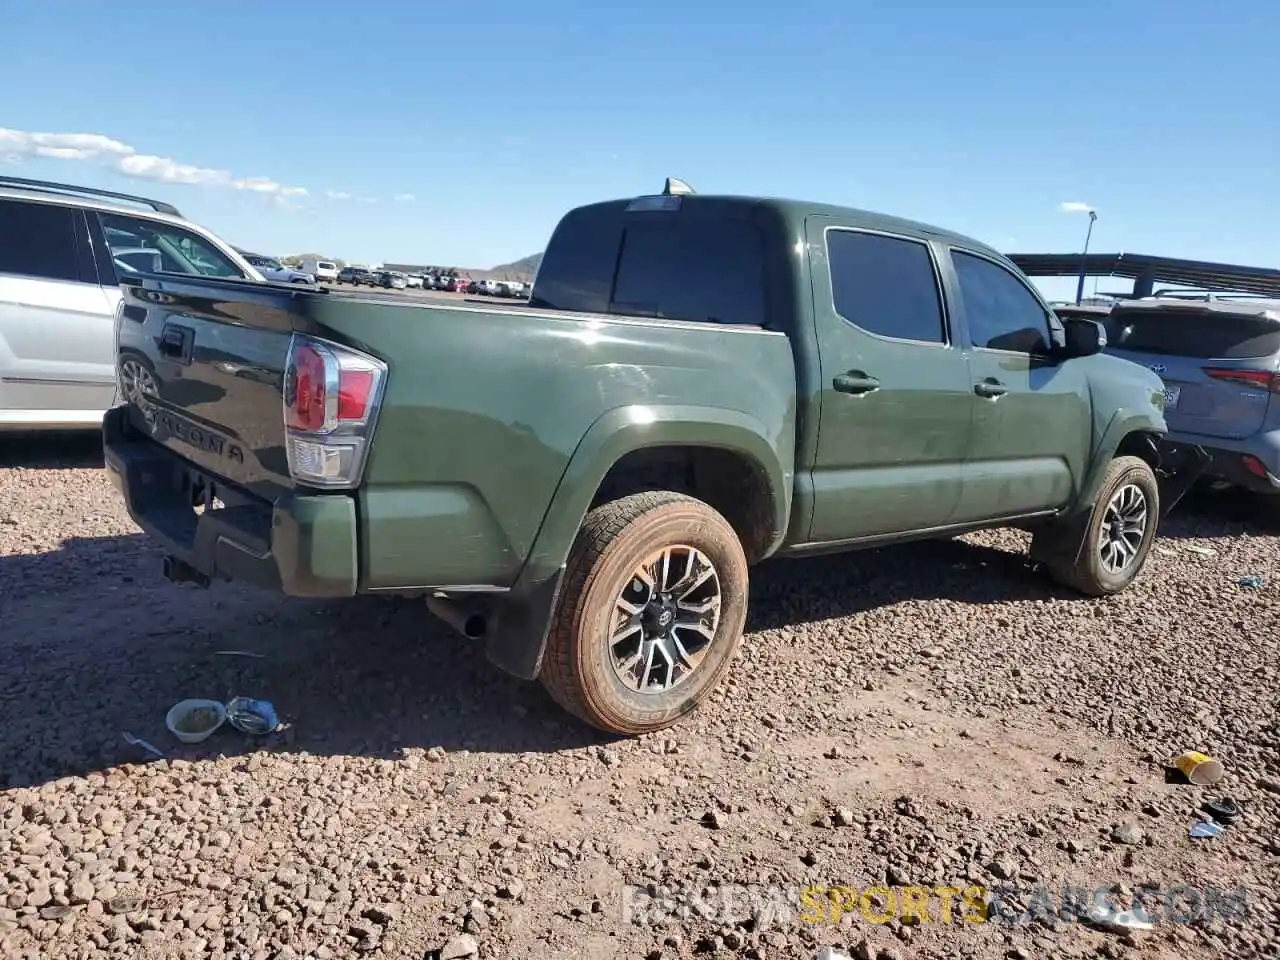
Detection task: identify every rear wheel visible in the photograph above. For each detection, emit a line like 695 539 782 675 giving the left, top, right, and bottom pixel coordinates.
1037 455 1160 596
540 491 748 735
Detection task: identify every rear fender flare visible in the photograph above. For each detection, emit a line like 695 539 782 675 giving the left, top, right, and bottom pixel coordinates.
484 404 791 680
525 403 791 580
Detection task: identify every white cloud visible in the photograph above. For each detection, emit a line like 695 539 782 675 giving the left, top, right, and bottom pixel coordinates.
0 130 134 158
2 127 413 205
0 126 312 202
118 153 231 187
1058 201 1094 214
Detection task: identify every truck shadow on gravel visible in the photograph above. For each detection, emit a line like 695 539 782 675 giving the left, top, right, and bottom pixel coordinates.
0 485 1268 790
0 430 104 469
1156 485 1280 539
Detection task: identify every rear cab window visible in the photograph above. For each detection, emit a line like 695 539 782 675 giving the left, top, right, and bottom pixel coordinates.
530 198 771 328
1105 307 1280 359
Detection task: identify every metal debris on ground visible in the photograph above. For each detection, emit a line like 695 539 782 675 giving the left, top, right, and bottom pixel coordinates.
1189 819 1223 839
1084 901 1156 934
1234 574 1265 588
1202 797 1243 824
1182 544 1216 557
121 731 166 759
225 697 280 735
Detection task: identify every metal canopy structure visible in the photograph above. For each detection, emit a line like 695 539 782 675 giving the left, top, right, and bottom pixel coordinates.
1008 252 1280 299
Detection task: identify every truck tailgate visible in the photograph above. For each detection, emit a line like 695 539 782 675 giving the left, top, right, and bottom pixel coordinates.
116 276 318 499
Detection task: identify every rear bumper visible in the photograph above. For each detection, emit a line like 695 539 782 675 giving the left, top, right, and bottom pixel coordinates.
102 405 358 597
1162 429 1280 494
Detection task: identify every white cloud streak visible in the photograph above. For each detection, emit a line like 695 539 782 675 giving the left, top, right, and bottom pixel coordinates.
0 128 383 203
393 192 415 202
1058 201 1094 214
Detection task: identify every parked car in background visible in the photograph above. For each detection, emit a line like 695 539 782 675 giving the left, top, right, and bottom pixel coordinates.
242 253 315 284
105 181 1182 736
446 276 469 293
337 266 377 286
1099 292 1280 510
300 258 339 283
404 274 424 289
0 175 262 432
377 270 408 290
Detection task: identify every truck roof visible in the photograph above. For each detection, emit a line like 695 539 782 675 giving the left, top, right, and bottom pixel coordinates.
597 192 1009 262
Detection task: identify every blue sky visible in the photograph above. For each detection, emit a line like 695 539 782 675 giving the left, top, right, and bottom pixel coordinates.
2 0 1277 297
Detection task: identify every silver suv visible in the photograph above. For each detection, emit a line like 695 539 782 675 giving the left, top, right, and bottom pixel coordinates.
1098 292 1280 505
0 176 263 432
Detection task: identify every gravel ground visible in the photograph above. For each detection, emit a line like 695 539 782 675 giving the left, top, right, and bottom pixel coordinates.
1 432 1277 960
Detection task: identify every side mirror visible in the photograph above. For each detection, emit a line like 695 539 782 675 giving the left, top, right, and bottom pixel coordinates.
1060 317 1107 358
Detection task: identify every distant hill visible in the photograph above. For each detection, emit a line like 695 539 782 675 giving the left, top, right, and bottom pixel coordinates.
491 252 542 277
280 252 346 268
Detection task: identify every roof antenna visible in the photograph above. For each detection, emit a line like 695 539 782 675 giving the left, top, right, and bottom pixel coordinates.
662 177 695 196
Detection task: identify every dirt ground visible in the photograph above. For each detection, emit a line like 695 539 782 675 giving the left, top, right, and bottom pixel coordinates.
1 432 1276 960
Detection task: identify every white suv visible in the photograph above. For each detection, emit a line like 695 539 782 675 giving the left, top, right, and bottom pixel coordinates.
0 176 264 432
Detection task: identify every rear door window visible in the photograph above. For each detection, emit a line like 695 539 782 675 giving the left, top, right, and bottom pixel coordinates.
826 229 946 343
1105 309 1280 359
0 199 80 282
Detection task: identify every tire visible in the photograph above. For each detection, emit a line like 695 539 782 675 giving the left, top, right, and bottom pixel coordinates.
1038 455 1160 596
539 491 749 735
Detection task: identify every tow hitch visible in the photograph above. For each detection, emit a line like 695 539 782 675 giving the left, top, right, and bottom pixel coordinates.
1147 436 1212 518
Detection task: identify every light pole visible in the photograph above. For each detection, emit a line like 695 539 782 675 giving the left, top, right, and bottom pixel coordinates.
1075 209 1097 305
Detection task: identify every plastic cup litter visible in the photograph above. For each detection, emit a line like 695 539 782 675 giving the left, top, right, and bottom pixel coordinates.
1173 750 1225 786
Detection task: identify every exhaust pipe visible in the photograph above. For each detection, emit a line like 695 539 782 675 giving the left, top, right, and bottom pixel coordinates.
426 593 488 640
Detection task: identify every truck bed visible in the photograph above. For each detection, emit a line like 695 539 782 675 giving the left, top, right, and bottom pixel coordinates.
108 273 796 596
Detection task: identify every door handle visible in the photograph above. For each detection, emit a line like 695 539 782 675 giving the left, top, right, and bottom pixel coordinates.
157 324 194 365
833 371 881 395
974 378 1008 399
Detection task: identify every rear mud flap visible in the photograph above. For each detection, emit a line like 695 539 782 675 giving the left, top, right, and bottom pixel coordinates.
1147 437 1212 519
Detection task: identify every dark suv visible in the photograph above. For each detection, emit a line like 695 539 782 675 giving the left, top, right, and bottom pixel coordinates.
337 266 375 286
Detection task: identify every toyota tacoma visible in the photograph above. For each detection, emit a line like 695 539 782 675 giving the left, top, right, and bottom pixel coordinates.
104 180 1182 735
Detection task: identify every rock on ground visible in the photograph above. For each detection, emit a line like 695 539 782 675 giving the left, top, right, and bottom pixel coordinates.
1 432 1277 958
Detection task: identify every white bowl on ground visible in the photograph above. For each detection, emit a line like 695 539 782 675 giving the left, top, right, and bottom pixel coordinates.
165 699 227 744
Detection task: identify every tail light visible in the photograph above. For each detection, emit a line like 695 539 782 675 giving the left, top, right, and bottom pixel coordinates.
1242 455 1270 479
283 334 387 488
1202 368 1280 394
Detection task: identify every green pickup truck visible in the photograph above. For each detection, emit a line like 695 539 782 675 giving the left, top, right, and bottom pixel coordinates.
104 182 1181 735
